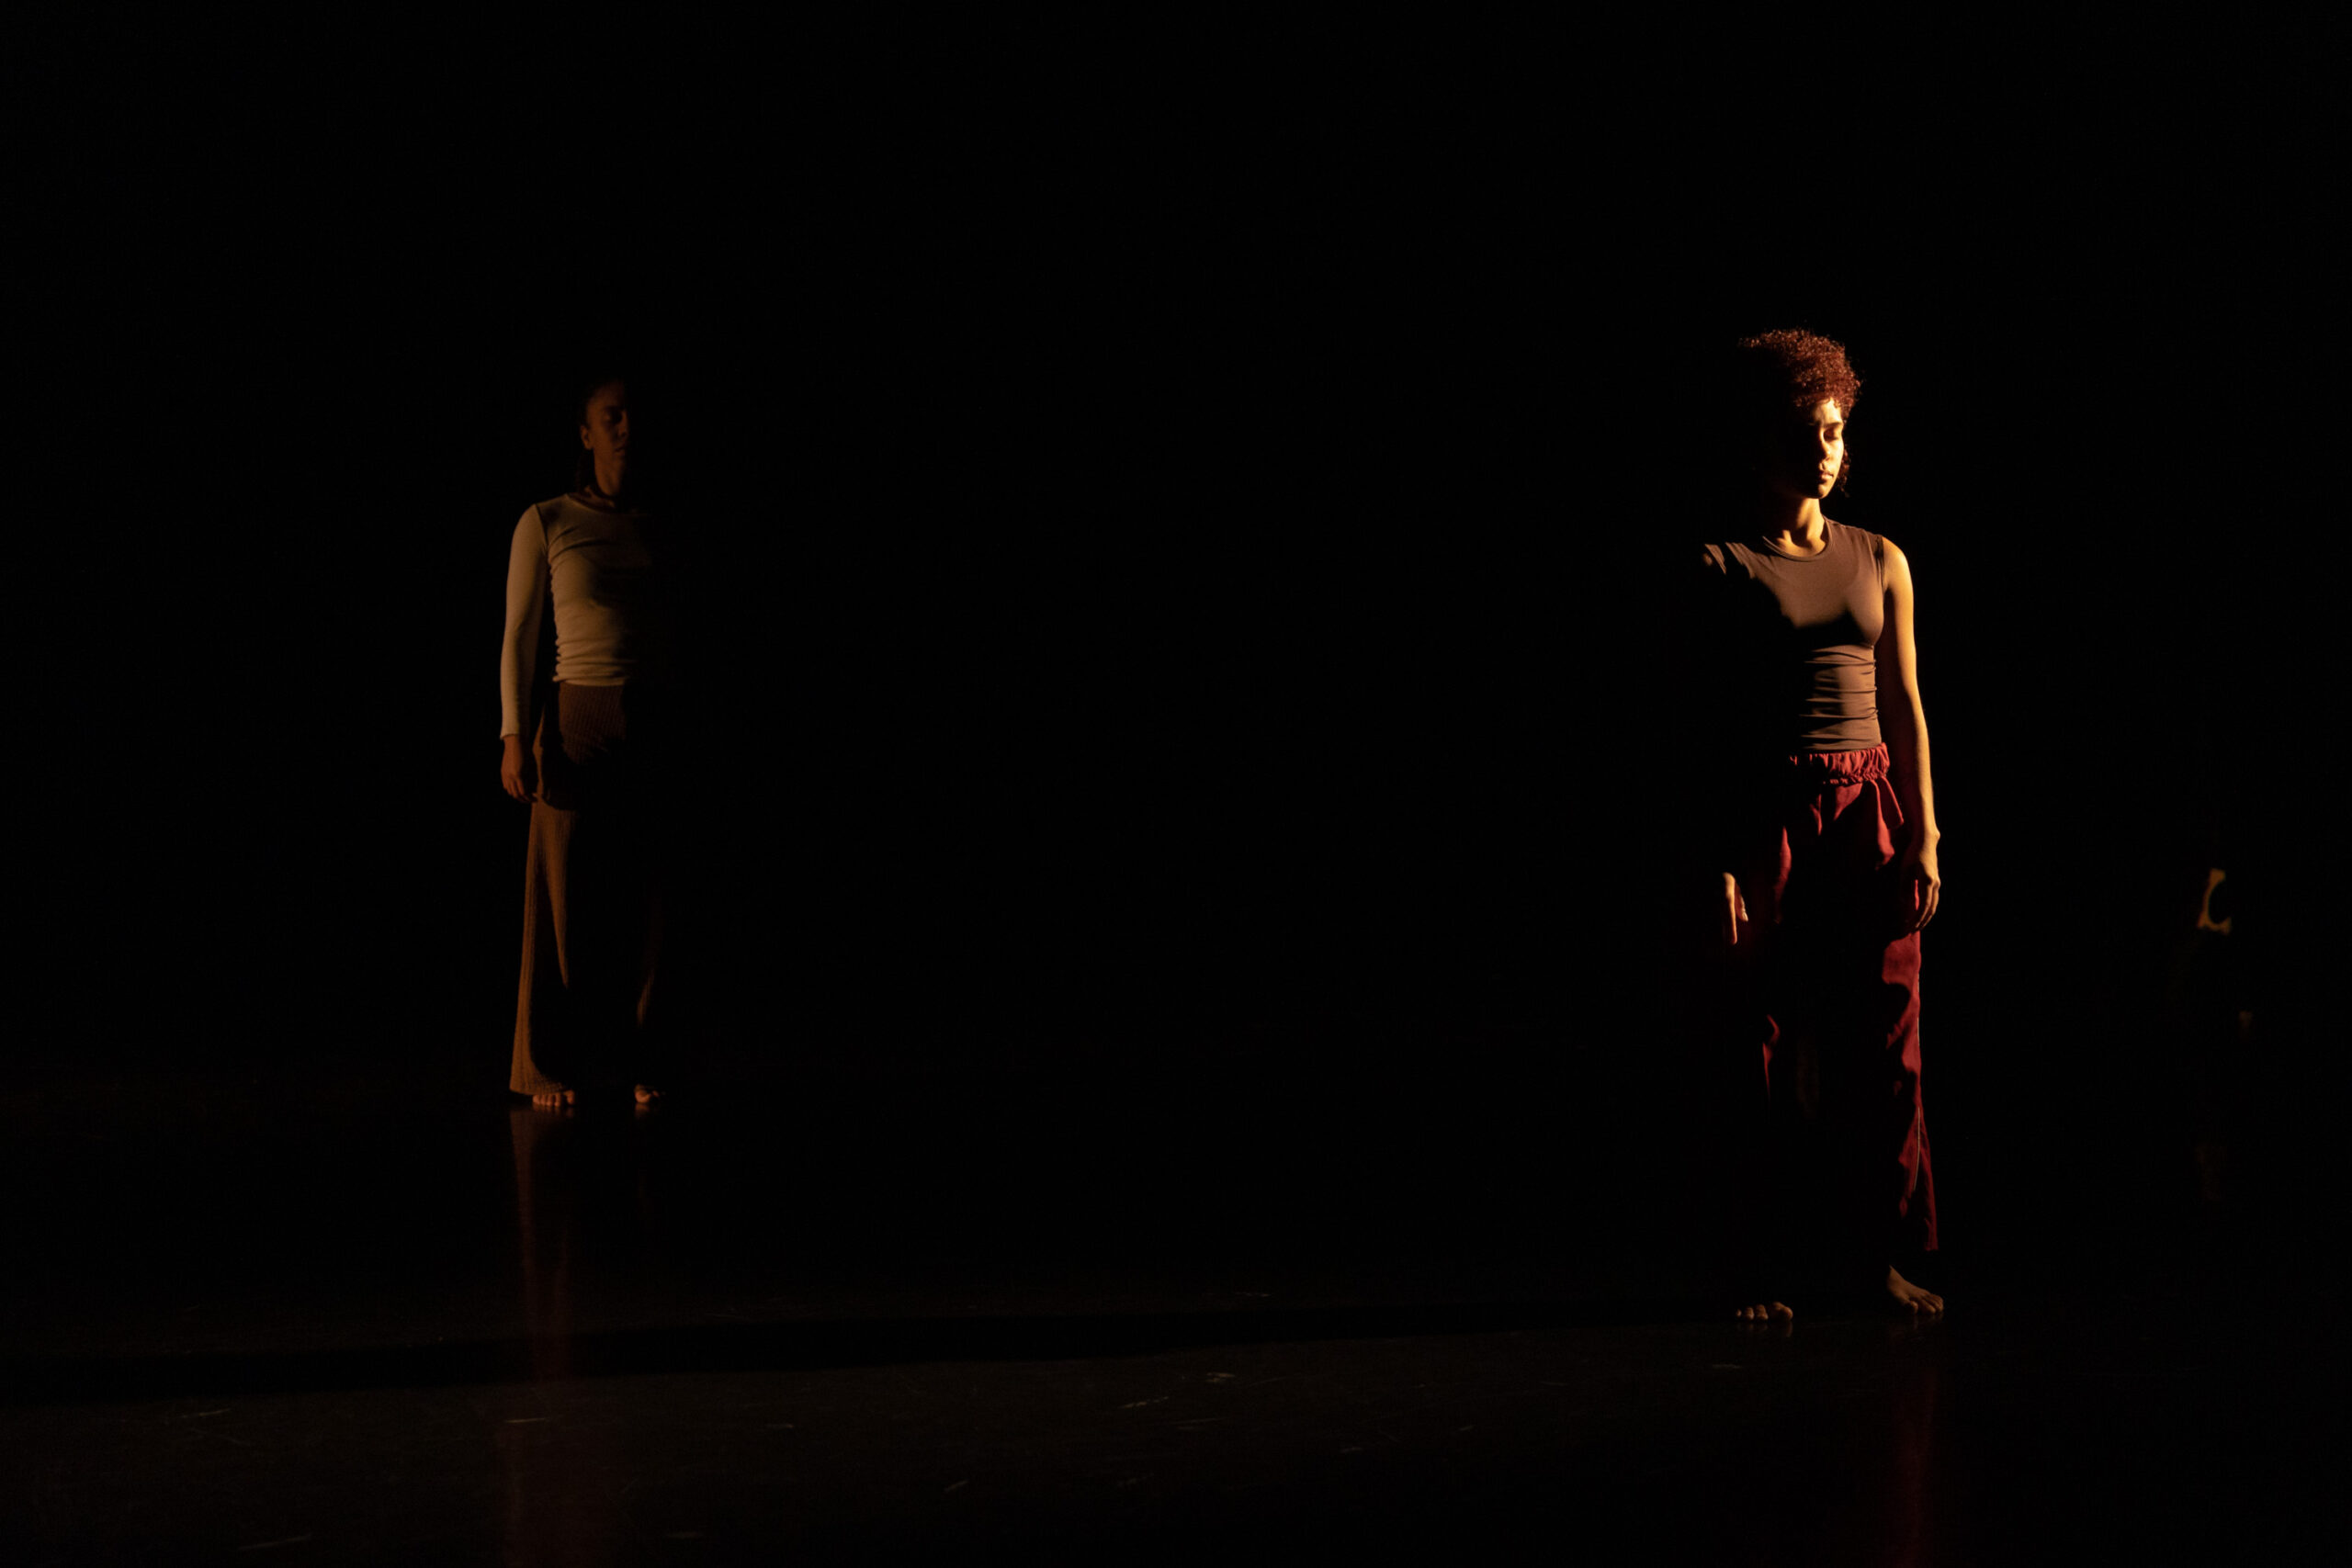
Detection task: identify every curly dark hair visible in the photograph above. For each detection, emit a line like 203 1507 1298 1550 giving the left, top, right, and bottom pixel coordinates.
1726 329 1864 496
1733 329 1861 417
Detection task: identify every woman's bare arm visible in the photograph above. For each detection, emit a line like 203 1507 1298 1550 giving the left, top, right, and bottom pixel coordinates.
499 507 548 802
1876 539 1940 929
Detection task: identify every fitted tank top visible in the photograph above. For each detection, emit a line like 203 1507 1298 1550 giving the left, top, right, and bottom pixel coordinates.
1698 521 1888 754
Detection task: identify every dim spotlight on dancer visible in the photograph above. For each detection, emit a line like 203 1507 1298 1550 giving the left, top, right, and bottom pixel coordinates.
1686 330 1943 1325
499 373 672 1112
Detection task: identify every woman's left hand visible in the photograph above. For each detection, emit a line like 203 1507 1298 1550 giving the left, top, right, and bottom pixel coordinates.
1895 836 1941 933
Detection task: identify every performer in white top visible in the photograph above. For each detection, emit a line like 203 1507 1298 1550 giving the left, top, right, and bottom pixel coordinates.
499 374 669 1111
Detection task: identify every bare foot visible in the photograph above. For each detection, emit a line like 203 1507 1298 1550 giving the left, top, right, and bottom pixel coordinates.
1736 1301 1794 1324
529 1087 575 1110
1884 1266 1944 1317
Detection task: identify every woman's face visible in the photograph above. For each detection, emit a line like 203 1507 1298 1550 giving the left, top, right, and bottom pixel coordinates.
1752 399 1846 503
580 381 632 482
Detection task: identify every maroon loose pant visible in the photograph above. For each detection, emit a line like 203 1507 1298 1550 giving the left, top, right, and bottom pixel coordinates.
1702 743 1936 1289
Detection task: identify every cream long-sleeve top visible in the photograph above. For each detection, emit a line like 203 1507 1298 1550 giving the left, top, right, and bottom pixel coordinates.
499 492 666 739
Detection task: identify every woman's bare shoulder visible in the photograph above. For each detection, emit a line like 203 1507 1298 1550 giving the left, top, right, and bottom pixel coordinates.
1865 532 1916 597
1838 520 1902 554
1835 523 1908 572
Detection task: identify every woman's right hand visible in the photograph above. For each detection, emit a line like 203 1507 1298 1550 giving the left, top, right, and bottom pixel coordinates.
501 735 535 804
1717 872 1749 948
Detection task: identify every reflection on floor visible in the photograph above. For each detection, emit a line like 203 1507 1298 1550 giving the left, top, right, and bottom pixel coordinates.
1 1066 2339 1562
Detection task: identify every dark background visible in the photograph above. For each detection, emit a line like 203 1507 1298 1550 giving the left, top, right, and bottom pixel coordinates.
16 17 2329 1275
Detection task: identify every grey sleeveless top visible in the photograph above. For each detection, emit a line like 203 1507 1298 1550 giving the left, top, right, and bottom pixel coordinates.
1698 521 1888 754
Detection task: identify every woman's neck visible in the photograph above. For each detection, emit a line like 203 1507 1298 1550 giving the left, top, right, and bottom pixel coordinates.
1749 491 1826 555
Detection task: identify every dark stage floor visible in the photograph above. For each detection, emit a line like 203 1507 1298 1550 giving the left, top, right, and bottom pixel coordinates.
3 1058 2342 1564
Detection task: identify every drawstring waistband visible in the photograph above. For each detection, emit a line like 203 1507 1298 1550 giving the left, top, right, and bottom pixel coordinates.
1775 744 1890 786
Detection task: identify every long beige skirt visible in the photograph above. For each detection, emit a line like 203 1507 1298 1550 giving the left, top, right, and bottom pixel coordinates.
510 682 666 1095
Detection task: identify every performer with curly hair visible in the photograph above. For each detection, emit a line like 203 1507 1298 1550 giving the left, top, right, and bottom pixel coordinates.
1690 329 1944 1322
